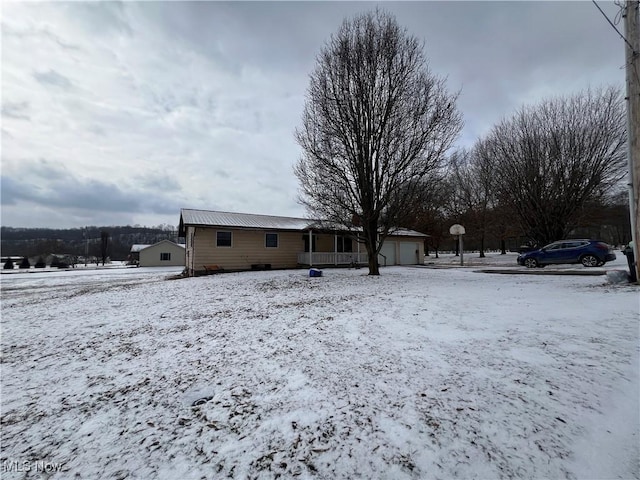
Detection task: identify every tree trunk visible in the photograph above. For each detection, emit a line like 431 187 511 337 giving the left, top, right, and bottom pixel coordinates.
365 220 380 275
479 233 485 258
500 239 506 255
367 251 379 275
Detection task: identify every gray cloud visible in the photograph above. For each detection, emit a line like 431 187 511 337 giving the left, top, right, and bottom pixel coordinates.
33 69 74 89
134 172 182 192
1 160 179 217
2 101 30 120
68 1 133 37
2 21 81 51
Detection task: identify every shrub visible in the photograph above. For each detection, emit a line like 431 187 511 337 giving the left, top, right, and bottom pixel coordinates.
35 257 46 268
19 257 30 269
3 258 14 270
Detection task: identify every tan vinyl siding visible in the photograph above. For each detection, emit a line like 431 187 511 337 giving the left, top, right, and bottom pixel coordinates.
138 241 185 267
188 226 425 272
315 234 334 252
192 228 306 271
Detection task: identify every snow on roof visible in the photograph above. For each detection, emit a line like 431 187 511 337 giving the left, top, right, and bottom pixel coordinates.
130 241 184 253
130 244 151 253
389 228 429 238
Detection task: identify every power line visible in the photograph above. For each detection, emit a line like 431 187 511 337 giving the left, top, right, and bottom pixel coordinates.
592 0 637 53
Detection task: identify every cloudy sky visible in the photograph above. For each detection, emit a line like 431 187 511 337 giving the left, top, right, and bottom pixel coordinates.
1 1 627 229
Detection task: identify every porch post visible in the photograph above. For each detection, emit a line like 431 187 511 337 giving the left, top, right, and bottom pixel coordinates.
308 229 313 267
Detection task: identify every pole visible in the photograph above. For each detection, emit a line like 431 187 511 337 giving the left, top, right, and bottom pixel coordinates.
624 0 640 281
460 235 464 266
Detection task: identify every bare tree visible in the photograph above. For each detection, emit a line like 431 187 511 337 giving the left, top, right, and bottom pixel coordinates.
407 176 452 258
482 86 627 245
100 230 110 266
295 10 462 275
447 147 498 257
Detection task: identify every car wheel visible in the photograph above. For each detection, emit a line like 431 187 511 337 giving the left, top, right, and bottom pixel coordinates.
581 255 599 267
524 258 538 268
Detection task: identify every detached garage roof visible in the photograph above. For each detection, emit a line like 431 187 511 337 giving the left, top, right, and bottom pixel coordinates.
179 208 427 237
131 241 185 253
130 244 151 253
390 228 429 238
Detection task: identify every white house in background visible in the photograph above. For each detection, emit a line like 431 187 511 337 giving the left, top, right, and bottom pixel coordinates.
129 240 185 267
178 208 427 276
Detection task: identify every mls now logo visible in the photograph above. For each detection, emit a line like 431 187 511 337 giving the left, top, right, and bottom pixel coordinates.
1 460 64 473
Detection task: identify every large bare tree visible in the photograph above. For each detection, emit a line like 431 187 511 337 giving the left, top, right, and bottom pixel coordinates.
448 147 497 257
295 10 462 275
481 86 627 245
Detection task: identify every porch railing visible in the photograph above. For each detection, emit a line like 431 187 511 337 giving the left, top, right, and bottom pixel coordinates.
297 252 368 266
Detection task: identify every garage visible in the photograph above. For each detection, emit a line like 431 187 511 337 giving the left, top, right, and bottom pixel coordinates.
378 241 396 266
399 242 420 265
378 240 421 266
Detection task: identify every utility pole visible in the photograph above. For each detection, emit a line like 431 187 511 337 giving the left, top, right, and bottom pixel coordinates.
624 0 640 282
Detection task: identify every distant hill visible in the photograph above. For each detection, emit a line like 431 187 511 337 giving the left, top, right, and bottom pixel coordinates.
1 226 183 261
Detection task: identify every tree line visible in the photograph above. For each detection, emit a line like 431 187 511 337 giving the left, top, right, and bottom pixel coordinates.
1 225 179 261
408 86 630 256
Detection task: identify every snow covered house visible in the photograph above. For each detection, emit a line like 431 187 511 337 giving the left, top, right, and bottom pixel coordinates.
129 240 185 267
178 208 427 276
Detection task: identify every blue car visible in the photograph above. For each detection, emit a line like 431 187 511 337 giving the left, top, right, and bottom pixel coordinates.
517 239 616 268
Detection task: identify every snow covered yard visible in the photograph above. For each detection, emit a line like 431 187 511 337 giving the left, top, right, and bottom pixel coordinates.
1 264 638 479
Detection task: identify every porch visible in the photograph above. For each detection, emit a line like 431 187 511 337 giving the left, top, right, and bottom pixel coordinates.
297 252 369 266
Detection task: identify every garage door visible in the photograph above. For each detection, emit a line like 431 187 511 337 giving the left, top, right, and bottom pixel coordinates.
399 242 419 265
379 241 396 266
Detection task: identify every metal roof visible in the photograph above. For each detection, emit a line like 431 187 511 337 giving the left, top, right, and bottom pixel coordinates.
130 241 185 252
130 244 151 253
389 228 429 238
180 209 315 231
179 208 427 237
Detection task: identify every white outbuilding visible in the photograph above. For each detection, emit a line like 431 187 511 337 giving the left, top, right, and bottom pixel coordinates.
131 240 185 267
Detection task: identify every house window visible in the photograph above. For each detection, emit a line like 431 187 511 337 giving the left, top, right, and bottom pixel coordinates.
266 233 278 248
303 234 317 252
217 231 232 247
160 252 171 261
337 236 353 253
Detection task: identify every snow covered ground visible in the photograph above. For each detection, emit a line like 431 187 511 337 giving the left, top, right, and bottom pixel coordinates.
1 256 638 479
